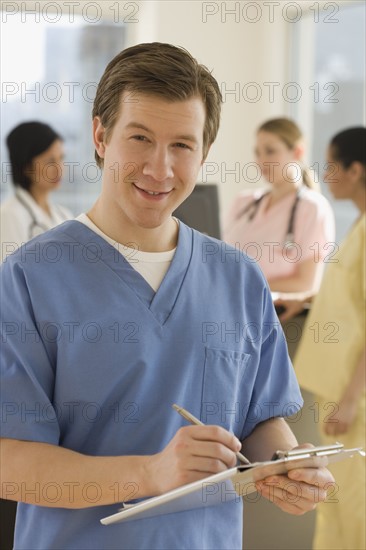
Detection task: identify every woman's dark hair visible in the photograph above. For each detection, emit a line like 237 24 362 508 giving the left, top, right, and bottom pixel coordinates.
6 121 62 191
330 127 366 169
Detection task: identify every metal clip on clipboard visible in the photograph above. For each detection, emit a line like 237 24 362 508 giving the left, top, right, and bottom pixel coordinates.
271 442 356 461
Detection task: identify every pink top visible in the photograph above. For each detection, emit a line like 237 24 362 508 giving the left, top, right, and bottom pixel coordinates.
223 187 335 281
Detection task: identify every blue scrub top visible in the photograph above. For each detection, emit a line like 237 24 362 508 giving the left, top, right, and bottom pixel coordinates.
0 220 303 550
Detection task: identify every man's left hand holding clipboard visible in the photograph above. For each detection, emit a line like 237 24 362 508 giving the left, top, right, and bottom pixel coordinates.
239 418 335 516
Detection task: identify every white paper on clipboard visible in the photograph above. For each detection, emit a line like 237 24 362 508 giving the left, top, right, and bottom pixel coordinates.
100 445 364 525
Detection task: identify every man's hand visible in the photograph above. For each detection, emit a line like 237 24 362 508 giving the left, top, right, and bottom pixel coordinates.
144 425 241 496
255 444 336 515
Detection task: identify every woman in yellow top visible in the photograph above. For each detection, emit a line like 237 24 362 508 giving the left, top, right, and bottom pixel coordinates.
276 127 365 550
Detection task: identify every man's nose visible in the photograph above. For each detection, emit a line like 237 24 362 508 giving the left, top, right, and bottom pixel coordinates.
142 147 174 182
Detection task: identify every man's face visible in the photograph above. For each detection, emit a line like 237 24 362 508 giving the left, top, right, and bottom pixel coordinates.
93 92 206 230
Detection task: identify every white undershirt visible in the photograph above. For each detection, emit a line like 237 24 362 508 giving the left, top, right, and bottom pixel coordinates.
76 213 177 292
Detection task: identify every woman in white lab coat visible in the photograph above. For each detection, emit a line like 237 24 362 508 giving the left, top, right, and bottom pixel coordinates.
0 121 73 263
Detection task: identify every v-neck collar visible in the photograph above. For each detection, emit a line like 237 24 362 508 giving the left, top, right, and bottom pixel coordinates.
61 220 194 326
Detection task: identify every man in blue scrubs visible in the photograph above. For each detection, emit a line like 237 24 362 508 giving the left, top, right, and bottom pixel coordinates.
1 43 334 549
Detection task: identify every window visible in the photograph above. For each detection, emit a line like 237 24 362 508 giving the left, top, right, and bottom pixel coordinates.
1 13 126 214
291 1 365 241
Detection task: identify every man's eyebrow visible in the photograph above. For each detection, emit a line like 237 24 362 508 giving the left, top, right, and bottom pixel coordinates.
125 122 151 133
125 122 198 143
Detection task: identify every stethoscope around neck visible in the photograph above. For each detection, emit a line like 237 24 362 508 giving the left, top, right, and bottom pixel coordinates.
234 186 304 248
15 190 68 240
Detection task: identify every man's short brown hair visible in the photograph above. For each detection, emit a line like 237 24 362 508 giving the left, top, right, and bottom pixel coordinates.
92 42 222 167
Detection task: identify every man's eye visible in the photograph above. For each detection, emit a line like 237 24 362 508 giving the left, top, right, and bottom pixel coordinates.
175 143 190 149
132 135 147 142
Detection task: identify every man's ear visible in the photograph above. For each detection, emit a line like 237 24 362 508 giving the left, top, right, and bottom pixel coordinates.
93 117 106 159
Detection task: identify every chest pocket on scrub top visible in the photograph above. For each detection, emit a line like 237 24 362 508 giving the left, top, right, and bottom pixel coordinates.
200 347 251 437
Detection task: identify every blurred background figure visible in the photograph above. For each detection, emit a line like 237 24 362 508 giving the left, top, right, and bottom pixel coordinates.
0 121 73 263
223 118 335 293
276 127 366 550
0 120 73 547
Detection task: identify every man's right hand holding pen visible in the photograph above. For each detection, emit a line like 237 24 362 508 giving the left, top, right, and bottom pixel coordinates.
144 424 242 495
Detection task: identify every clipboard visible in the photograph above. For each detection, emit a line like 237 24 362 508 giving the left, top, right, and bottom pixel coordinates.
100 444 364 525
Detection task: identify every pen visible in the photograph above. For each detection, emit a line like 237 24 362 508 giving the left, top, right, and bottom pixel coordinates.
172 403 251 465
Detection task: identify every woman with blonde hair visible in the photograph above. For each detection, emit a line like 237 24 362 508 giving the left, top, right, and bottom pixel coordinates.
223 118 335 293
